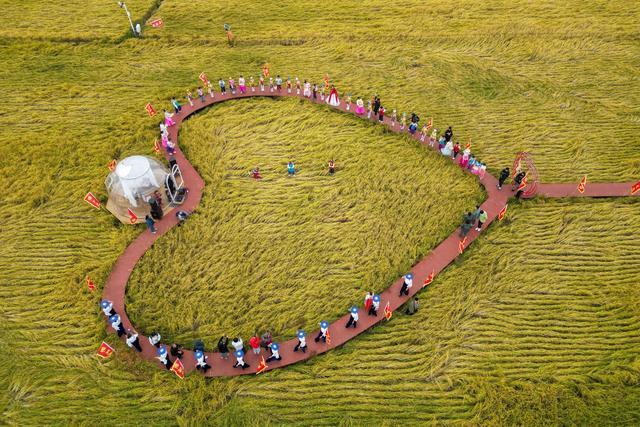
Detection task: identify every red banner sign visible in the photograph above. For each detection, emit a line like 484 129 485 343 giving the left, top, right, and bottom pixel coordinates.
256 356 268 375
326 328 331 346
97 342 114 359
423 269 435 287
498 205 507 221
86 276 96 291
632 181 640 195
458 237 467 254
384 301 392 320
145 103 156 117
84 192 101 209
108 159 117 171
170 358 185 379
127 208 138 224
150 18 164 28
198 72 209 84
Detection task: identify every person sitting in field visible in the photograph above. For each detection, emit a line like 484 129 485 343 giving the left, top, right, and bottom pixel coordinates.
328 159 335 174
287 161 296 176
405 297 419 315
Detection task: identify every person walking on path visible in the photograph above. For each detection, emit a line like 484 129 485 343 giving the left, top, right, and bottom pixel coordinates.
171 97 181 114
459 212 475 237
345 306 359 328
399 273 413 296
315 321 329 343
498 167 510 190
378 106 385 122
444 126 453 142
405 297 419 315
260 331 273 350
145 215 156 234
373 95 381 116
218 78 226 95
109 314 125 337
364 291 373 313
233 350 250 369
195 350 211 374
453 142 461 159
266 342 281 362
156 345 172 370
100 299 116 317
170 343 184 360
197 87 205 103
369 294 380 316
294 330 307 353
218 335 230 359
148 332 161 348
476 210 488 231
126 329 143 352
249 335 261 355
231 337 244 353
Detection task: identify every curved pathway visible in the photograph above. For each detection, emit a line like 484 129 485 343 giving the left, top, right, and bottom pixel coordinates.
102 86 638 377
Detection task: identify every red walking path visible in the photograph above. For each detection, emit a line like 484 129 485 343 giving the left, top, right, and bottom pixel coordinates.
101 86 639 377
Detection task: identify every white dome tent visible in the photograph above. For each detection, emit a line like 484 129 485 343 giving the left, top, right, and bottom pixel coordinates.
105 155 184 224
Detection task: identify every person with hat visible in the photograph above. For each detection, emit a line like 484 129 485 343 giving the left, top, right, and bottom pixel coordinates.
100 299 116 317
293 330 307 353
266 342 281 362
109 314 125 337
156 345 172 370
195 350 211 373
345 306 359 328
126 328 142 352
369 294 381 316
287 161 296 176
148 332 162 348
249 335 261 355
233 350 249 369
315 321 329 343
399 273 413 296
218 335 230 360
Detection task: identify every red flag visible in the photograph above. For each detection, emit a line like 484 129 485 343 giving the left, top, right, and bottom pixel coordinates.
632 181 640 195
108 159 117 171
84 192 101 209
498 205 508 221
423 269 435 287
86 276 96 291
577 175 587 194
145 103 157 117
466 138 471 150
127 208 138 224
150 18 164 28
256 356 268 375
97 342 114 359
153 139 161 154
262 64 270 77
384 301 392 320
458 237 467 254
199 72 209 84
427 117 433 130
325 328 331 346
170 358 185 379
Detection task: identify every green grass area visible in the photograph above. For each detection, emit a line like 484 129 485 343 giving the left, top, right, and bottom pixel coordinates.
125 97 482 344
0 0 639 424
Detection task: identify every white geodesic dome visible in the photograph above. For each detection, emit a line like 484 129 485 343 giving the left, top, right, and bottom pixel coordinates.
105 155 170 223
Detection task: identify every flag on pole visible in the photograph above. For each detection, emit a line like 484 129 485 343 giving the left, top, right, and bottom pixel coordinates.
153 139 161 154
423 269 435 288
384 301 392 320
127 208 138 224
256 356 268 375
150 18 164 28
458 237 467 254
97 342 114 359
170 358 185 379
86 276 96 291
84 192 101 209
498 205 508 221
632 181 640 195
466 139 471 150
577 175 587 194
199 72 209 84
108 159 117 171
325 328 331 346
145 103 157 117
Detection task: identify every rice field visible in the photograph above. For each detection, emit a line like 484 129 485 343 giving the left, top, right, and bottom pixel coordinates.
0 0 639 424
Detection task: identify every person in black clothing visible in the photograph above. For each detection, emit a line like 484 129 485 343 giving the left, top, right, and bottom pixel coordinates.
170 343 184 359
218 335 230 359
513 170 527 199
459 212 475 237
373 96 381 115
444 126 453 142
149 198 163 220
410 112 420 124
498 167 510 189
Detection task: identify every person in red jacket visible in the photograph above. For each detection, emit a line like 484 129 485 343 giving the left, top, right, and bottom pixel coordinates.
249 335 261 355
364 291 373 313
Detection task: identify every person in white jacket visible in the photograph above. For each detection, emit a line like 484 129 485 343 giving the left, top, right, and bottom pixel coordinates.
293 330 307 353
399 273 413 296
345 306 359 328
